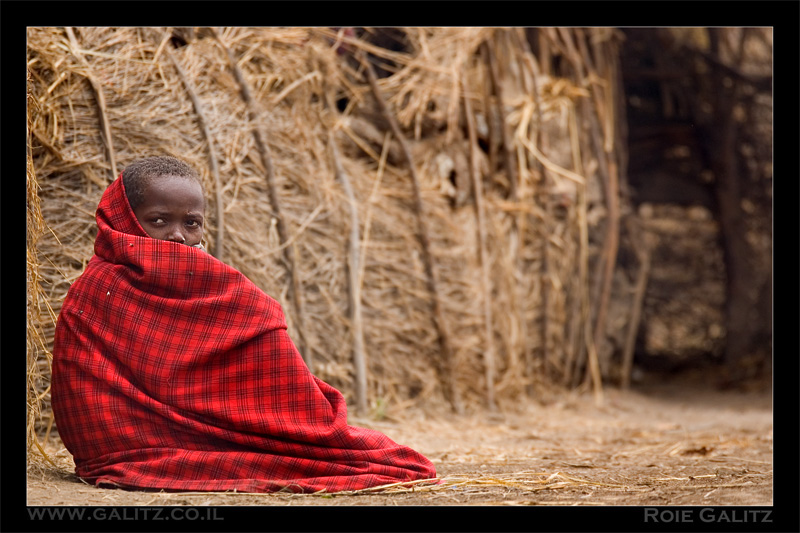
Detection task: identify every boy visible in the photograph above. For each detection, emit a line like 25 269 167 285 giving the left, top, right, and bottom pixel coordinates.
123 156 207 251
50 156 436 493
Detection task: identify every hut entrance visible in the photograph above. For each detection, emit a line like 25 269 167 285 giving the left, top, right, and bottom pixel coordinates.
617 28 772 385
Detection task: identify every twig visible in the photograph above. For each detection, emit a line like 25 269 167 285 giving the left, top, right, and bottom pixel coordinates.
565 102 589 389
620 217 651 389
161 31 226 262
510 29 554 385
573 34 622 381
556 29 615 404
358 48 463 414
64 27 117 182
481 49 498 178
329 132 368 416
482 39 518 200
44 411 55 444
211 28 310 370
518 137 586 185
356 134 391 292
462 69 496 412
672 483 759 490
257 205 325 257
507 30 545 392
487 32 541 392
30 436 58 468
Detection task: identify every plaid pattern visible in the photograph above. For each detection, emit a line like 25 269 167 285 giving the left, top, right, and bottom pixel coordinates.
51 176 437 493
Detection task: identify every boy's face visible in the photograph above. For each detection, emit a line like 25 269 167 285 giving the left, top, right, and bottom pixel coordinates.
132 175 205 247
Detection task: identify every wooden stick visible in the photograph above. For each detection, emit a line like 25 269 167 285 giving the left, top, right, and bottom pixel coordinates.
521 31 555 385
569 104 591 390
482 39 518 200
554 28 606 403
584 32 622 401
211 29 311 370
620 218 651 389
462 69 497 412
484 34 531 394
161 34 226 262
358 49 463 414
481 51 498 179
512 32 539 393
64 27 117 182
317 63 370 415
330 132 368 416
527 66 553 385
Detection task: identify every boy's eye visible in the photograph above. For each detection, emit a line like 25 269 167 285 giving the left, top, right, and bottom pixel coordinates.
153 218 165 224
186 220 201 228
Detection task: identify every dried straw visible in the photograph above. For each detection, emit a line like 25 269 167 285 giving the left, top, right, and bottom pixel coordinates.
27 67 56 464
26 27 637 446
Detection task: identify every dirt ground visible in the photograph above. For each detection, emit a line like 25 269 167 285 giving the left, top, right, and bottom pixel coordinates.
27 371 772 508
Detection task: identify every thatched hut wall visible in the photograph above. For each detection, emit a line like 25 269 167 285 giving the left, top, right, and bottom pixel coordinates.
27 27 632 447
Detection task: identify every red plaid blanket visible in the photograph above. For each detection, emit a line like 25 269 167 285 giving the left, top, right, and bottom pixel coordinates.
51 176 436 493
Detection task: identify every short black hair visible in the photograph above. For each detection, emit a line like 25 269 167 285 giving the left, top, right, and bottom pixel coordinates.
122 156 204 209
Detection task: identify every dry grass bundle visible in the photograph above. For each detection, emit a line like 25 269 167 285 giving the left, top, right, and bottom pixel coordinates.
27 69 57 464
26 27 636 449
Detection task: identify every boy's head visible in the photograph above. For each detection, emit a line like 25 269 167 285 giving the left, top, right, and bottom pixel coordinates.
122 156 205 247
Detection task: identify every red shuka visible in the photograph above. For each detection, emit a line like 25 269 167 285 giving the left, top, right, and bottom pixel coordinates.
51 176 437 493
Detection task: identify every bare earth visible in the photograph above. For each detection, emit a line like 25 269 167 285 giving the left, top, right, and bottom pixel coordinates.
27 373 772 509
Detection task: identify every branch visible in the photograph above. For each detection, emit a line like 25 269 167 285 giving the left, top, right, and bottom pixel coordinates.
211 28 311 371
358 48 463 415
64 27 117 182
161 32 226 262
330 132 368 417
462 68 497 412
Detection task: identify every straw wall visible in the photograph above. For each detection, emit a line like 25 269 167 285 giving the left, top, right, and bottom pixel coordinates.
27 27 634 447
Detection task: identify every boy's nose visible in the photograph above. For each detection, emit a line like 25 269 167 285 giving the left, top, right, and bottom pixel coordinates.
166 227 186 243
